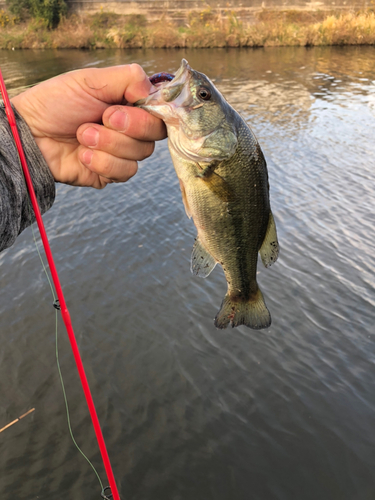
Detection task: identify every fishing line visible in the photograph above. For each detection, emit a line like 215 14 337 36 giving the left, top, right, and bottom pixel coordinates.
14 103 111 500
29 219 106 496
0 69 118 500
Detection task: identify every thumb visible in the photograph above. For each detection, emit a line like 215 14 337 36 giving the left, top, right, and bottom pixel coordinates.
72 64 152 105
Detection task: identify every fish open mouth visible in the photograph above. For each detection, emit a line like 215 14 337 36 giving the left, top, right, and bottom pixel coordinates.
148 59 191 86
149 72 175 85
135 59 193 112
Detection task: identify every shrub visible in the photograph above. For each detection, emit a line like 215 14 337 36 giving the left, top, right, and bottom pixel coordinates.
90 10 121 29
0 8 18 26
5 0 30 20
6 0 67 28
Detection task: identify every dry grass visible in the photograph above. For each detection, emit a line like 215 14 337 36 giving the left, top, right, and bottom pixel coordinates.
1 8 375 49
315 12 375 45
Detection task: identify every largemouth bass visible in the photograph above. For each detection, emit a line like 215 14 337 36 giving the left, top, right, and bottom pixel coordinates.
136 59 279 329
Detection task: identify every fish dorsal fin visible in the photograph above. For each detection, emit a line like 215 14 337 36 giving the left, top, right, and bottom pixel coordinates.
178 179 192 218
259 211 279 268
191 237 217 278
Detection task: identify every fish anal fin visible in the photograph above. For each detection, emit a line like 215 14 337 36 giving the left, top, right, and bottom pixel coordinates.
178 179 192 219
191 237 216 278
214 288 271 330
259 211 279 268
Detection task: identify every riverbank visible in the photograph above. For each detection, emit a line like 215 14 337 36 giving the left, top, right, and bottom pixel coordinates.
1 8 375 49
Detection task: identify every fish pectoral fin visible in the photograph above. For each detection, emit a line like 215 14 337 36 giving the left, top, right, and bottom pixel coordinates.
259 211 279 268
191 237 217 278
178 179 192 218
198 129 237 161
196 168 235 203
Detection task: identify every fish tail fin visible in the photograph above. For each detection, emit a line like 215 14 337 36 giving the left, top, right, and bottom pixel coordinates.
214 288 271 330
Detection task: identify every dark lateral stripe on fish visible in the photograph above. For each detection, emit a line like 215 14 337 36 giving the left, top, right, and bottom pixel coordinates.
149 72 175 85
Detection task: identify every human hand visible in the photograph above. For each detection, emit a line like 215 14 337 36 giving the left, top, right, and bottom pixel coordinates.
11 65 166 189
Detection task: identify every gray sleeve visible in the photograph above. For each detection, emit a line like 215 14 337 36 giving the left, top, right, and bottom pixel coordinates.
0 103 55 252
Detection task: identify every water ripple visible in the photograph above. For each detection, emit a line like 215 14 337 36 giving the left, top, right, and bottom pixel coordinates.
1 47 375 500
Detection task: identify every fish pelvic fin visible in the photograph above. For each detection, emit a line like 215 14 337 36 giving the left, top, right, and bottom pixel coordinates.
191 237 217 278
259 211 279 268
214 288 271 330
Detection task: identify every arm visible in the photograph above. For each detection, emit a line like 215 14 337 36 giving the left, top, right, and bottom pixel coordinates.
0 104 55 252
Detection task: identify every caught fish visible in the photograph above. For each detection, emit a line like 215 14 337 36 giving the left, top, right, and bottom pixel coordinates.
136 59 279 329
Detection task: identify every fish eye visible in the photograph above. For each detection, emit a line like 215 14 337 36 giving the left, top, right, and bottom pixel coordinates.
198 87 211 101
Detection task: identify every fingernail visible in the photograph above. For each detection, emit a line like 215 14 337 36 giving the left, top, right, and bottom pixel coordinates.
109 109 128 131
82 127 99 147
82 149 93 166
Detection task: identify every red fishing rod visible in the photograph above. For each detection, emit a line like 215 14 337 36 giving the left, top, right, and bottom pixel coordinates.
0 69 120 500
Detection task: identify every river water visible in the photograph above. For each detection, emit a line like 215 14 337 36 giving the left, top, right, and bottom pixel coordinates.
0 47 374 500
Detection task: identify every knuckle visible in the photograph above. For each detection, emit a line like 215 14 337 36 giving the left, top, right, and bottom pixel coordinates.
143 141 155 159
127 161 138 179
129 63 144 79
98 159 114 178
